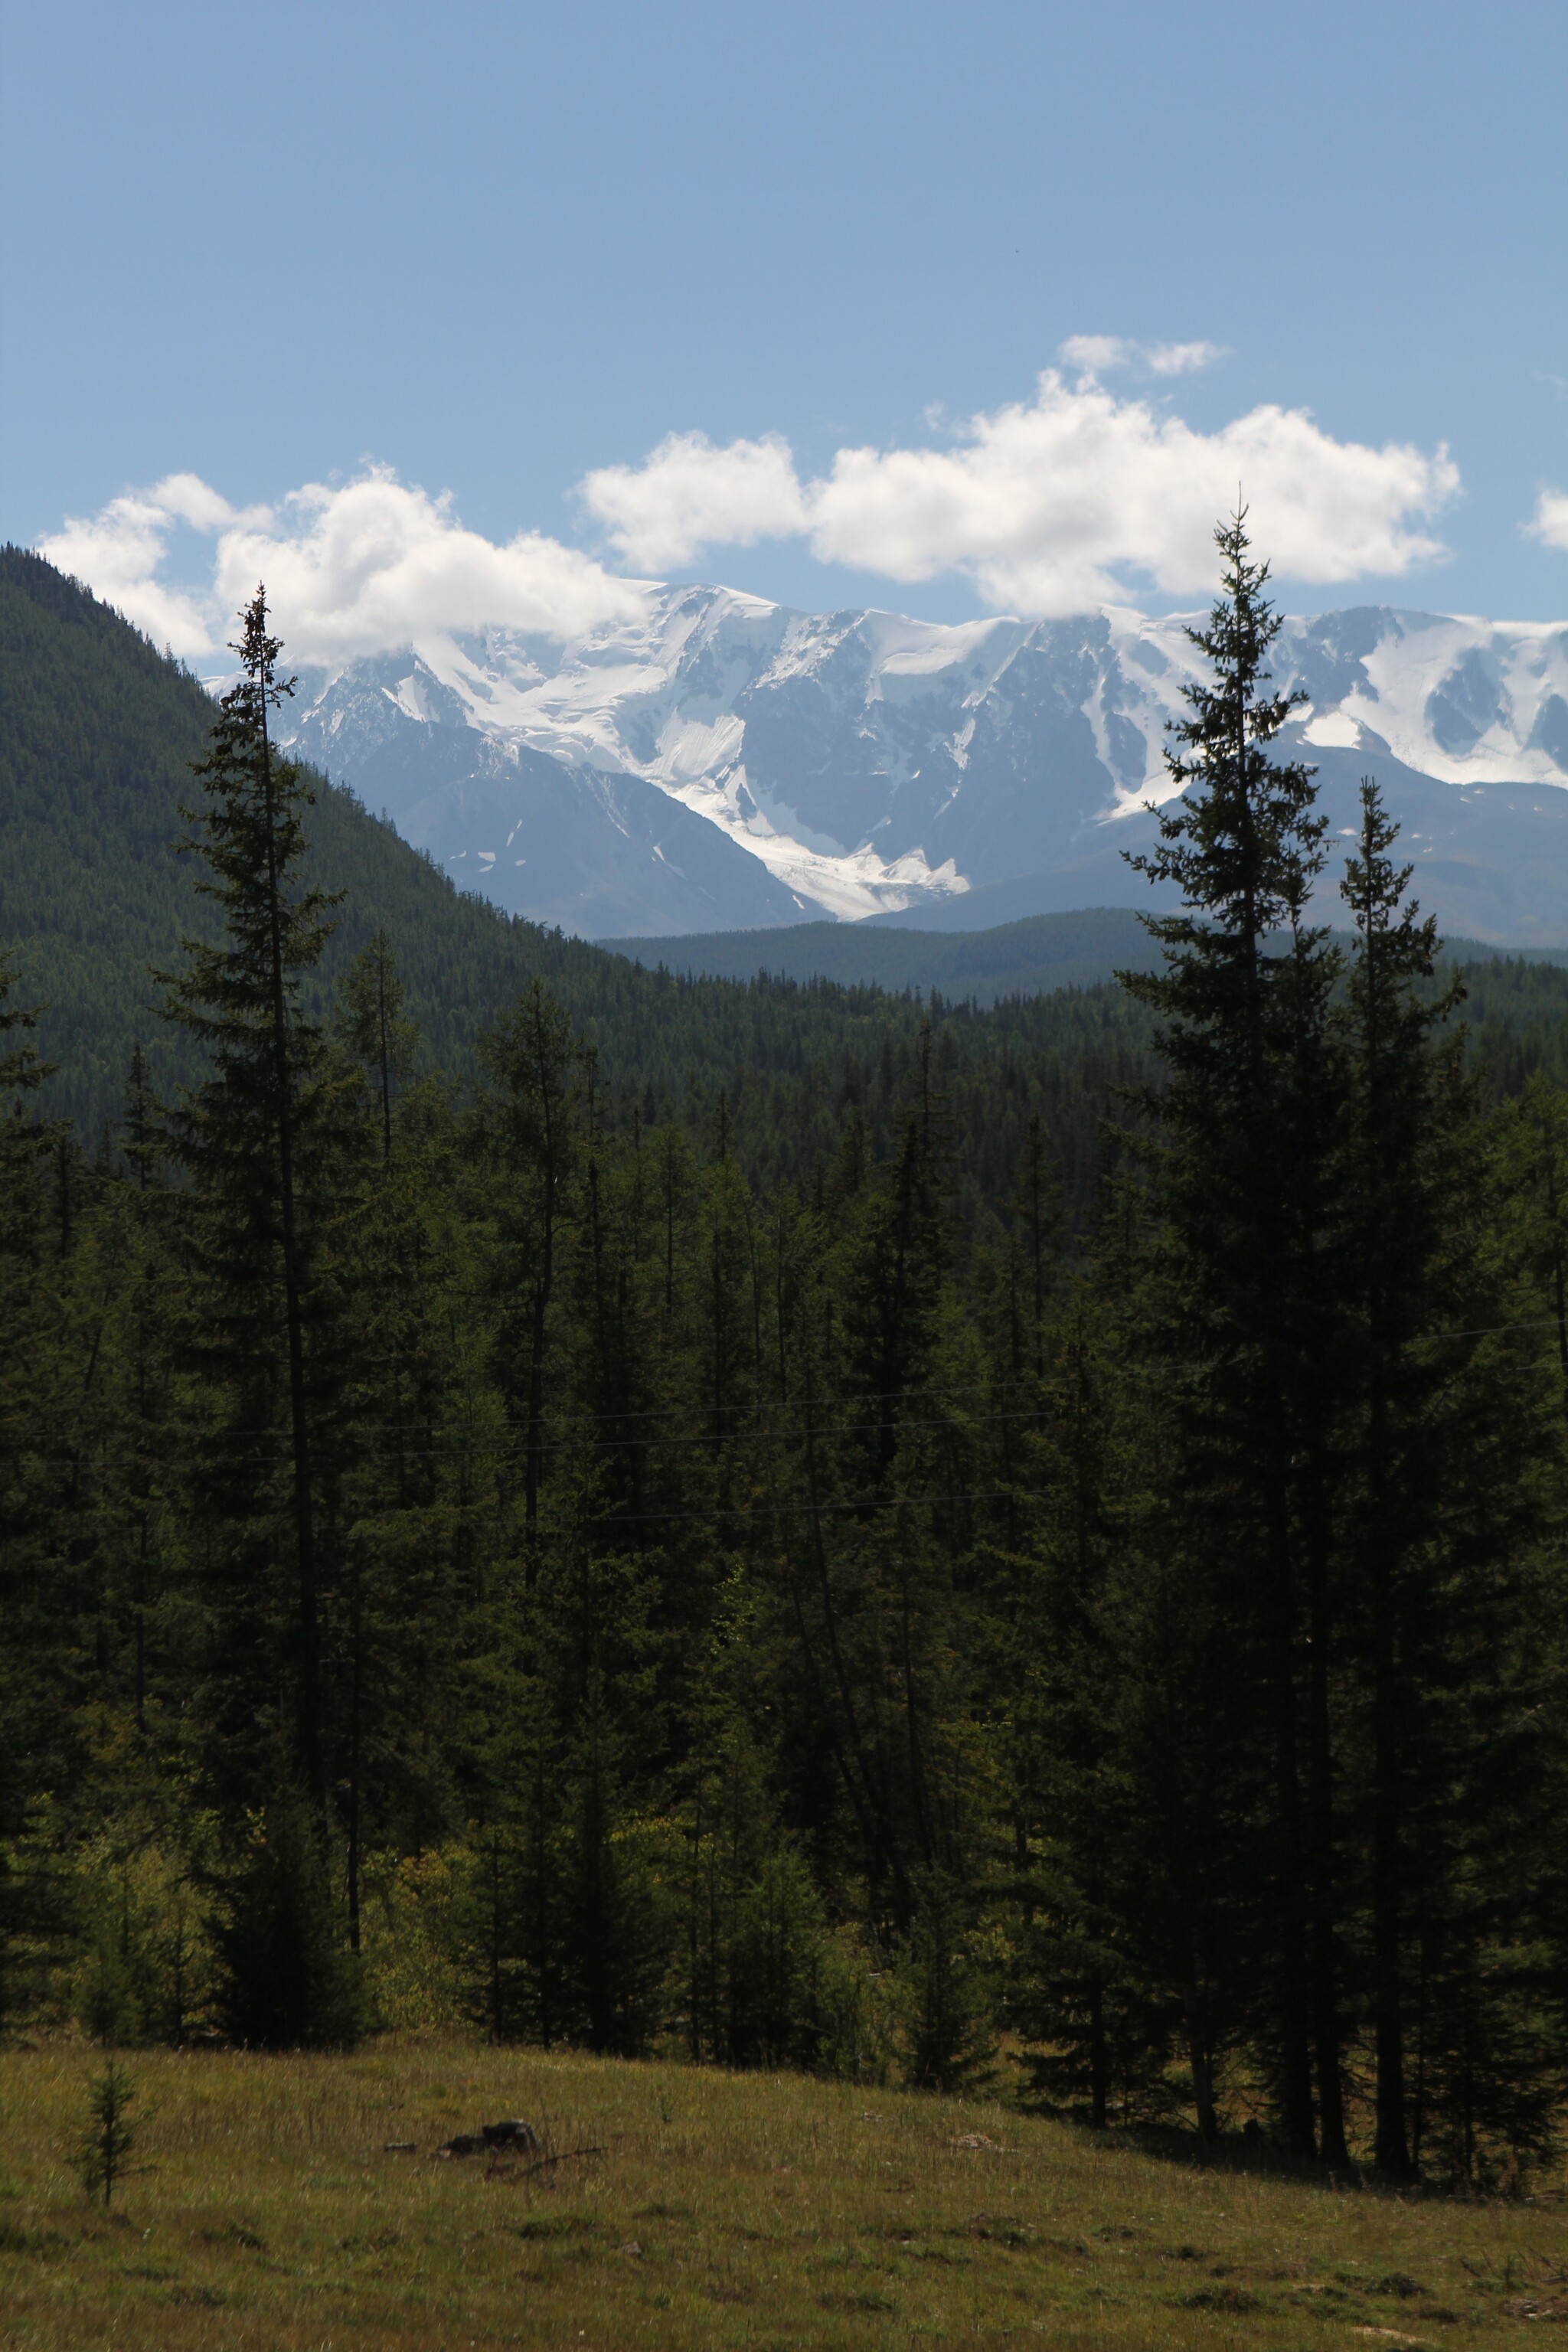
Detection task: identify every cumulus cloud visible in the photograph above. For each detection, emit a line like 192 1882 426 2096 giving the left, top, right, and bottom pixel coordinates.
578 431 808 571
38 475 264 658
40 466 642 667
212 472 642 663
1527 488 1568 550
40 362 1465 658
580 369 1459 613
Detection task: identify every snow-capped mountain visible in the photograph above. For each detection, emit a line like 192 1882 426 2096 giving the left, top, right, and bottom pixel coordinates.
280 587 1568 944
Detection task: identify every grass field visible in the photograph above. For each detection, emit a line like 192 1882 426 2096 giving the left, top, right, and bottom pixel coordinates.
0 2040 1562 2350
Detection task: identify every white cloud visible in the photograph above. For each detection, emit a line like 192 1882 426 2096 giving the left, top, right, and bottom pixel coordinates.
40 466 642 667
213 471 642 663
1058 333 1138 377
578 430 808 571
1057 335 1229 379
582 369 1459 614
1146 339 1229 377
38 475 259 658
39 363 1465 662
1527 488 1568 550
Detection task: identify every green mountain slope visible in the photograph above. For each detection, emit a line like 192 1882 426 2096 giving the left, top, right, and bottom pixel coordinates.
0 547 573 1128
606 913 1568 1008
10 549 1568 1204
0 554 1155 1207
602 908 1161 1001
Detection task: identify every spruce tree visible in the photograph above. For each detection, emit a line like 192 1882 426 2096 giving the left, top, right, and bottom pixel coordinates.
1009 1298 1164 2128
338 928 417 1167
215 1787 361 2047
1340 781 1562 2180
1337 779 1452 2176
1505 1072 1568 1418
158 588 343 1813
482 982 580 1586
0 951 63 1963
1123 508 1342 2158
116 1042 172 1734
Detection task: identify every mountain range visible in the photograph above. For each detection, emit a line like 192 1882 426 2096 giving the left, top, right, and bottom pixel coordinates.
10 550 1568 1149
0 550 1153 1143
280 587 1568 944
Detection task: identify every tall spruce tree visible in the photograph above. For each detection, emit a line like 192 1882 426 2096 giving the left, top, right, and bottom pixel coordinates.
1123 508 1343 2158
158 588 342 1815
1340 782 1563 2181
1337 778 1454 2177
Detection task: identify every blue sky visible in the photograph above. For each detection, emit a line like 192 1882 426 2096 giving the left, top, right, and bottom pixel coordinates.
5 0 1567 652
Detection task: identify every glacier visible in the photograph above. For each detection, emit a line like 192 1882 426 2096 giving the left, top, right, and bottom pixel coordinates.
279 586 1568 946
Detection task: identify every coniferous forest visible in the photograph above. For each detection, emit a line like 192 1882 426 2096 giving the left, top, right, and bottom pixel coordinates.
8 521 1568 2188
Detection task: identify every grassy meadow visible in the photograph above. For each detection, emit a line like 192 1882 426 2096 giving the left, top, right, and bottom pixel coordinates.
0 2040 1561 2349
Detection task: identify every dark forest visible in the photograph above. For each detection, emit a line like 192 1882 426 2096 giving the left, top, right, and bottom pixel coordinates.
6 527 1568 2189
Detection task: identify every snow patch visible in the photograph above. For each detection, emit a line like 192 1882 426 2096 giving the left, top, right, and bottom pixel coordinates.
1302 708 1364 748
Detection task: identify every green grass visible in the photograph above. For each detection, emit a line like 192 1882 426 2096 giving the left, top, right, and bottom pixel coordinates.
0 2040 1560 2349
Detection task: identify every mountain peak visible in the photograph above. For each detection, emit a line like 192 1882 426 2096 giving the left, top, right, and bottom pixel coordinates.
280 588 1568 942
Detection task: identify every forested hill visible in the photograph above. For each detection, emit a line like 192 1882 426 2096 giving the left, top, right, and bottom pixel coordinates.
10 545 1568 1207
0 550 1150 1206
602 907 1168 1001
11 536 1568 2177
1 545 555 1125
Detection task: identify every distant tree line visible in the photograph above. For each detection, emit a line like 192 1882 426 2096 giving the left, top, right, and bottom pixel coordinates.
3 532 1568 2185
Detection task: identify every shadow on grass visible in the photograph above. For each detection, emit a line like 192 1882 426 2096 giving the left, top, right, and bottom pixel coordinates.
1022 2109 1446 2196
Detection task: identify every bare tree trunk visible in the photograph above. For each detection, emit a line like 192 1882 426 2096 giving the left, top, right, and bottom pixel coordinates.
347 1549 363 1955
1183 1980 1220 2145
1089 1972 1109 2128
1305 1434 1348 2167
